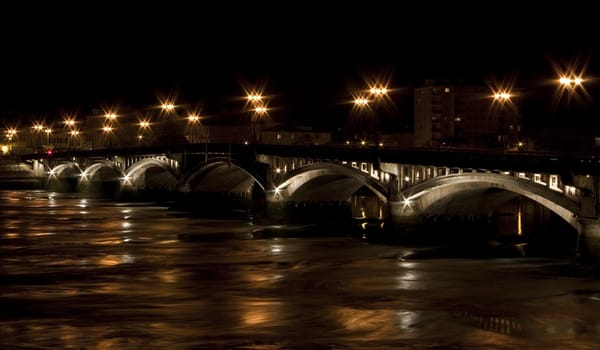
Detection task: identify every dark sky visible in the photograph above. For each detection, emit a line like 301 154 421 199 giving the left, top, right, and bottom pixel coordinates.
2 4 600 131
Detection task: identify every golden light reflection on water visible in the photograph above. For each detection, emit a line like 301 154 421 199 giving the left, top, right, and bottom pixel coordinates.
243 270 283 284
29 232 55 237
43 254 136 267
241 300 283 326
334 307 408 338
58 324 78 348
157 268 180 283
98 254 135 266
93 239 124 245
394 271 419 290
269 243 282 253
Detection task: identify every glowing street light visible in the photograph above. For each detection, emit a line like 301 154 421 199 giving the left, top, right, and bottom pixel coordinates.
186 114 203 143
44 128 52 146
254 106 267 115
250 105 269 144
63 117 76 128
161 102 175 112
494 91 512 102
354 97 369 106
559 75 584 88
551 68 593 117
489 86 520 150
104 113 118 121
370 84 389 147
139 120 151 129
551 57 592 110
243 87 270 144
187 114 200 123
137 119 151 145
247 94 263 103
68 129 81 149
102 125 114 148
5 128 17 140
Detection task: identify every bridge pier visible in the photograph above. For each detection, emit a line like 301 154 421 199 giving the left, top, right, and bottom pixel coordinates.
386 200 420 230
578 220 600 264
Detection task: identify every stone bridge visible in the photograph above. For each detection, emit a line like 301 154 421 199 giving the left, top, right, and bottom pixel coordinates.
21 143 600 262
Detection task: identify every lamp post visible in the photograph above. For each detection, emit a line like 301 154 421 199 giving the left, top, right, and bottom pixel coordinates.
491 89 519 149
31 123 45 151
350 85 389 147
558 69 590 150
252 106 268 144
44 128 52 147
63 116 77 150
352 96 370 146
557 74 586 108
187 114 201 143
69 129 80 150
138 119 151 146
246 92 267 144
369 86 388 147
102 125 113 148
4 128 17 155
157 100 188 146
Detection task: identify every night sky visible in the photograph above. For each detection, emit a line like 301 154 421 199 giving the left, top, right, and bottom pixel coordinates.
2 5 600 132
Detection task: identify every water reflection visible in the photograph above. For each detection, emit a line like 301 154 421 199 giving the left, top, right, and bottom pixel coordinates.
1 190 600 348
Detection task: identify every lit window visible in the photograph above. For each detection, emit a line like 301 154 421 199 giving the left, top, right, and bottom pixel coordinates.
549 175 562 192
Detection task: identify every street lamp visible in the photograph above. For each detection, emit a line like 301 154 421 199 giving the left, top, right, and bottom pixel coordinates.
252 106 268 144
31 123 45 151
4 128 17 155
102 125 113 148
63 117 76 128
44 128 52 147
556 74 588 107
490 87 516 146
161 102 175 112
350 84 389 147
68 129 80 150
138 119 151 145
245 91 268 144
351 96 371 145
186 114 201 143
369 85 388 147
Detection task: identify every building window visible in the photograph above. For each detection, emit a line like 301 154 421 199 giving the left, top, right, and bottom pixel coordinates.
277 133 281 140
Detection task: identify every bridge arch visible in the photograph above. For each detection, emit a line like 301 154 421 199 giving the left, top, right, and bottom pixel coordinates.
399 173 581 230
77 160 126 198
123 158 179 192
178 158 265 194
173 158 267 214
46 162 84 192
272 162 389 203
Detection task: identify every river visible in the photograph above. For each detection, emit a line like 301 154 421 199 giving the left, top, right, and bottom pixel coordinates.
1 189 600 349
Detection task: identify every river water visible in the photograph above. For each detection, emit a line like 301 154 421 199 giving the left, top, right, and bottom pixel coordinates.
2 189 600 349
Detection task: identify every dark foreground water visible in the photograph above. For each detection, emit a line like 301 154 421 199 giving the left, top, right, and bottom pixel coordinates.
2 190 600 349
